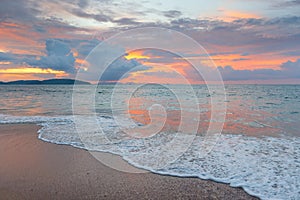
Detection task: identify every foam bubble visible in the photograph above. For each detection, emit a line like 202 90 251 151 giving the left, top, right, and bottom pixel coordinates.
0 114 299 200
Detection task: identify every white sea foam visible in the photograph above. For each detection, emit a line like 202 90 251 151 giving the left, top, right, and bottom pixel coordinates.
0 114 299 200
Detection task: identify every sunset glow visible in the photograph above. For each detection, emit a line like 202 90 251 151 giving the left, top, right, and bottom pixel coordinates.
1 2 300 200
124 51 152 60
0 0 299 84
0 68 67 75
219 10 261 22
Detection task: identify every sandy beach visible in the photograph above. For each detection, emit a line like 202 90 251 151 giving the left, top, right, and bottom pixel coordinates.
0 124 258 200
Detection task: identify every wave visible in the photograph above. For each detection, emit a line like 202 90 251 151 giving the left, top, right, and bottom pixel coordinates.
0 114 299 200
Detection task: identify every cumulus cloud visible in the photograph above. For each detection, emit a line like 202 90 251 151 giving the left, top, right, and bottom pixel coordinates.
75 42 150 82
281 59 300 78
101 57 149 81
25 39 76 73
1 37 150 81
46 39 72 56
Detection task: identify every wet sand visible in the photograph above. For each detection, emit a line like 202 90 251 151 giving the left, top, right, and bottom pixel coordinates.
0 124 258 200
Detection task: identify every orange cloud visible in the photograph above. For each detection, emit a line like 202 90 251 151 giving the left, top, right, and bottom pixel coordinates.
0 67 67 75
219 10 260 22
211 53 298 70
121 49 206 84
119 47 300 84
0 73 41 82
124 50 151 60
0 61 12 65
0 67 68 82
203 42 299 70
0 22 44 55
120 59 201 84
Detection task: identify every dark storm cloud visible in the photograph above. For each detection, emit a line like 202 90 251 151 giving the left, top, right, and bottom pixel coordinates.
218 59 300 81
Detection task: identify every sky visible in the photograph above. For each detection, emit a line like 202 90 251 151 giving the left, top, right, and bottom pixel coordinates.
0 0 300 83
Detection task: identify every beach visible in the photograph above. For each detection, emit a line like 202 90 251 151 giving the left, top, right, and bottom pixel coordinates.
0 124 258 200
1 0 300 199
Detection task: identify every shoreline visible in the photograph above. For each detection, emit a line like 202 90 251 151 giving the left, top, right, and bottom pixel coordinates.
0 124 258 199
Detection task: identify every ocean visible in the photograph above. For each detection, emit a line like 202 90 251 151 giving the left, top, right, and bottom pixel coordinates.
0 84 299 200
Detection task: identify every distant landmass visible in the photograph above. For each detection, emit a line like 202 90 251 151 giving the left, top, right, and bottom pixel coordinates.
0 79 90 85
